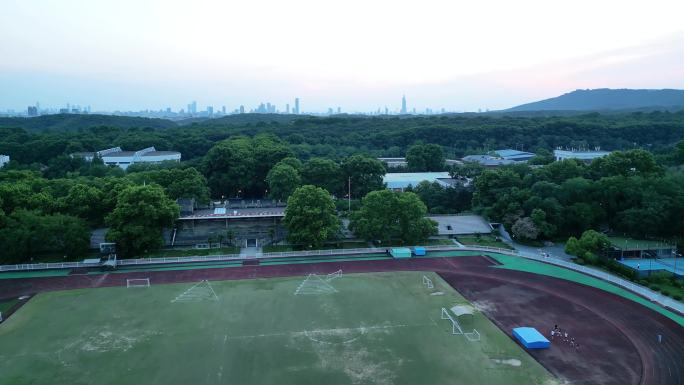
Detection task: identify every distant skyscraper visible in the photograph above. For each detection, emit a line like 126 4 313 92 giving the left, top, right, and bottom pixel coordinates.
400 95 407 114
221 106 226 115
337 107 341 114
384 107 389 115
286 104 290 114
207 106 213 115
27 106 38 116
327 107 333 115
187 101 197 114
294 98 300 114
239 105 245 114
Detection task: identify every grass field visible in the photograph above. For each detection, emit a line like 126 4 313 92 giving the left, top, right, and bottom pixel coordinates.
0 271 557 385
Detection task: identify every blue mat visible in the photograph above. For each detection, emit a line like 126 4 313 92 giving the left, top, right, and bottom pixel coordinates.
512 327 550 349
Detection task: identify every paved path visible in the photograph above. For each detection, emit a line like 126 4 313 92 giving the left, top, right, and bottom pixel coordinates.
497 225 573 260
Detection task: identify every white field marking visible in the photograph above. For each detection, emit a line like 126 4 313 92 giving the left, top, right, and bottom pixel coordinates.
171 280 218 303
223 322 436 341
294 274 337 295
491 358 522 367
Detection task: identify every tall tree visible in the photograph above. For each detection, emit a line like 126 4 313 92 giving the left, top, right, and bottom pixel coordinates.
105 185 179 257
266 163 301 201
350 189 437 245
301 158 343 195
203 137 255 198
342 155 385 199
283 185 340 249
406 143 445 171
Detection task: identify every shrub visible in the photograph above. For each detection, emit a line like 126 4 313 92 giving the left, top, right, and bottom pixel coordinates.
650 285 660 291
575 258 586 265
661 289 671 296
673 294 682 301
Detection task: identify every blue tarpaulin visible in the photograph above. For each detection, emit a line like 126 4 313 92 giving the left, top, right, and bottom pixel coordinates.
413 247 426 256
512 327 550 349
390 248 412 259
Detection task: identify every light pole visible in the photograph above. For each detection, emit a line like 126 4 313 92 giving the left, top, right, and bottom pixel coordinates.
348 176 351 213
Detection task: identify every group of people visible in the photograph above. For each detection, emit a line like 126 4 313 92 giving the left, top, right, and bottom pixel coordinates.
550 325 579 350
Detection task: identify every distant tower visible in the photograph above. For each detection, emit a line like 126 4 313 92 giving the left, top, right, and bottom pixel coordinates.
294 98 300 114
400 95 407 114
239 105 245 114
286 104 290 114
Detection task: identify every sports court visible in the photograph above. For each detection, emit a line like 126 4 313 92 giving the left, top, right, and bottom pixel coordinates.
618 258 684 277
0 271 557 385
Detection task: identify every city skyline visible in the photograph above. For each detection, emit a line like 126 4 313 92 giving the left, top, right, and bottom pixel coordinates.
1 0 684 112
5 95 466 118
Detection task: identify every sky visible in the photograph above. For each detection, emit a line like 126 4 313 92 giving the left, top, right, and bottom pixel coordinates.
1 0 684 113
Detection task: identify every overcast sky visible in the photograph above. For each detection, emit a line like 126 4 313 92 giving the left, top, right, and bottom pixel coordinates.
1 0 683 112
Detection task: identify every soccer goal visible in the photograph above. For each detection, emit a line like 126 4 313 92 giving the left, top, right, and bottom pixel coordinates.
422 275 434 289
325 269 343 282
441 307 464 335
465 329 481 342
126 278 150 288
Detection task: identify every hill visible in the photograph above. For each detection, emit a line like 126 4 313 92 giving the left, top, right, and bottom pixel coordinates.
0 114 177 132
508 89 684 112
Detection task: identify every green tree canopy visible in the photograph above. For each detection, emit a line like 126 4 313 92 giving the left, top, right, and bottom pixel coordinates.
342 155 385 199
105 185 179 257
283 185 340 249
406 143 445 171
301 158 343 196
266 163 301 201
349 189 437 245
0 210 89 263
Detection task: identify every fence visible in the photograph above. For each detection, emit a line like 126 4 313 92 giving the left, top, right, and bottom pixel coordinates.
0 244 681 315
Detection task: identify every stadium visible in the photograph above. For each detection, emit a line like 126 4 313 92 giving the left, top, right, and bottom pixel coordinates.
0 248 683 385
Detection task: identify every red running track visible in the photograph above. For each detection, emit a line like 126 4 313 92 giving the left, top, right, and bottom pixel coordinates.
0 255 682 385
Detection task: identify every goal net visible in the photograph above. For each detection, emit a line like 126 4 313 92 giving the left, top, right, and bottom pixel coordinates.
441 307 481 341
441 307 464 335
325 269 343 282
172 280 219 303
422 275 434 289
294 274 337 295
126 278 150 288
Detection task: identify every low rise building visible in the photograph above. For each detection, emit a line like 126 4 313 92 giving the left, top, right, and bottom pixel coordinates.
378 157 462 169
0 154 9 168
383 172 457 191
493 149 535 162
554 149 611 163
73 146 181 170
461 155 515 167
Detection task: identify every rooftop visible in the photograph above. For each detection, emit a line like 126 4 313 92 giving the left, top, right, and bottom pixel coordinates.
428 215 492 235
383 172 453 189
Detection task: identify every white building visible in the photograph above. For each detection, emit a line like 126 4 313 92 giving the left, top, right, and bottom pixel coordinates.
73 147 181 170
554 149 611 163
0 154 9 168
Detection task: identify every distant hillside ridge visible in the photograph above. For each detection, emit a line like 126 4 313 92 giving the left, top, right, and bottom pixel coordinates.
0 114 177 132
508 89 684 112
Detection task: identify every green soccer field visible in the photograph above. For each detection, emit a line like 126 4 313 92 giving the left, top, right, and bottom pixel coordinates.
0 271 558 385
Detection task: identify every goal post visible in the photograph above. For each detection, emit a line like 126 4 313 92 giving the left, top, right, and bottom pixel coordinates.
441 307 463 335
126 278 150 288
422 275 434 289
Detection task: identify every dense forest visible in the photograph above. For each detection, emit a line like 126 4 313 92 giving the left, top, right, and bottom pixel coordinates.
2 111 684 164
0 112 682 263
